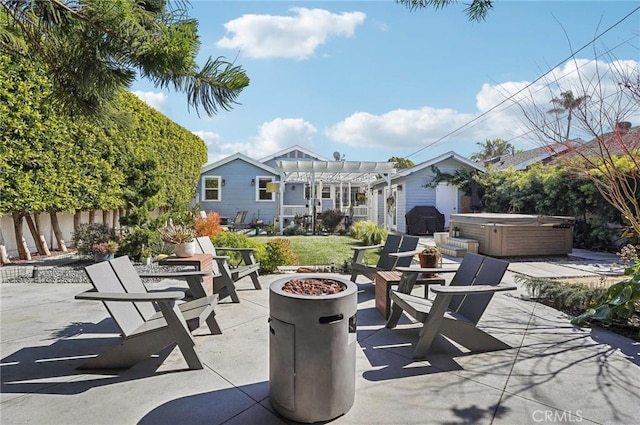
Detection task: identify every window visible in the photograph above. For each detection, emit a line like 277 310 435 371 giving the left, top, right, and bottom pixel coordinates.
322 186 331 199
256 176 275 201
202 176 221 201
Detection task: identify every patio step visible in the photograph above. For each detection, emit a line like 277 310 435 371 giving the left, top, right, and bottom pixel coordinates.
437 244 467 257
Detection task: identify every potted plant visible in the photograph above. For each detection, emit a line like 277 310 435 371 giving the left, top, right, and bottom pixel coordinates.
159 221 196 257
418 246 441 276
92 240 118 262
140 246 153 266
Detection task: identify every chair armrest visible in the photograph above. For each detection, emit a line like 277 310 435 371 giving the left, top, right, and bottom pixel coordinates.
389 250 420 258
431 284 517 295
212 255 231 261
138 271 212 279
351 244 384 252
396 266 459 274
75 289 185 302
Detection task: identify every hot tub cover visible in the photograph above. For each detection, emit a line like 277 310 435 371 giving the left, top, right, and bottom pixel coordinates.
450 213 575 226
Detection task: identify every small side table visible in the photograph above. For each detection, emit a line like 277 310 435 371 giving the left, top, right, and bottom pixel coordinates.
375 271 446 320
159 253 214 297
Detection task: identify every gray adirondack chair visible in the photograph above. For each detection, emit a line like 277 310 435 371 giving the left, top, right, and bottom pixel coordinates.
386 253 516 358
75 259 215 370
228 210 248 231
109 255 221 335
350 235 419 283
195 236 261 303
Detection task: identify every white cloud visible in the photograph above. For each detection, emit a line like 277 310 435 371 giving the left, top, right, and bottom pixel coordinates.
327 58 640 154
252 118 317 158
132 91 167 111
193 130 253 163
216 8 366 60
194 118 317 163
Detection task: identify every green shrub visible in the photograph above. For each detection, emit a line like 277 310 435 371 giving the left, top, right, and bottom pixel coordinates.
319 209 344 234
517 275 607 315
72 223 117 256
210 232 266 265
119 226 161 259
350 220 387 245
261 238 299 273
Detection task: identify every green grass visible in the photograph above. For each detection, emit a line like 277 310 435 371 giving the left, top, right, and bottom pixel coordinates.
253 235 379 267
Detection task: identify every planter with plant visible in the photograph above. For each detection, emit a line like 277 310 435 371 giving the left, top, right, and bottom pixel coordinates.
140 246 153 265
92 241 119 262
159 221 196 257
418 246 441 276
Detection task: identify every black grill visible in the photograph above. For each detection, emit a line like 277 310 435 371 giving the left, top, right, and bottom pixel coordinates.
405 206 445 235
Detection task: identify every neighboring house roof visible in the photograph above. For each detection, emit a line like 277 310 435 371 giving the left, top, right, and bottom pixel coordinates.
487 143 572 172
553 125 639 163
258 145 330 162
201 152 277 175
387 151 485 183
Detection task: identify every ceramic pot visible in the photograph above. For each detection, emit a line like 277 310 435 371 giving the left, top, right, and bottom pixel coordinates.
141 257 151 266
93 253 115 263
418 252 441 277
175 241 196 258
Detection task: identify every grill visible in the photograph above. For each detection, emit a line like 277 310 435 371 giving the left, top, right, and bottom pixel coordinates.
405 206 445 235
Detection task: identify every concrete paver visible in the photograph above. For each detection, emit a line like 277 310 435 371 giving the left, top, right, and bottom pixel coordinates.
1 252 638 425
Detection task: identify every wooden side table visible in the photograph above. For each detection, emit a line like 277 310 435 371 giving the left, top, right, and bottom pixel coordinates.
375 271 446 319
159 253 214 297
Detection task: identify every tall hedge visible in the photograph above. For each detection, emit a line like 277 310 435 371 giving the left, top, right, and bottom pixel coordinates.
0 52 207 221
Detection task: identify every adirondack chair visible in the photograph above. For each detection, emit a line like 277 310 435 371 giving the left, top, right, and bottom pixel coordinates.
109 255 222 335
75 259 216 370
228 210 248 231
195 236 261 303
350 235 419 283
386 253 516 359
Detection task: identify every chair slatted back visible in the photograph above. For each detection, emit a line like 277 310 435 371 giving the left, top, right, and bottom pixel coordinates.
395 236 419 268
195 236 223 276
376 234 402 270
455 256 509 324
446 253 485 312
84 260 144 337
109 256 157 321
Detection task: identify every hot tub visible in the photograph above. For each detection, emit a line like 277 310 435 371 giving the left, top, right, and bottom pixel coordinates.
449 213 575 257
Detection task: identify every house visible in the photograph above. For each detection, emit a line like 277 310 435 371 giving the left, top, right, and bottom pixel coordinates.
197 146 392 230
369 151 485 233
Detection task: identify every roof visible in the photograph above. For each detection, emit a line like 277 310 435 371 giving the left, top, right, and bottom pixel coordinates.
258 145 330 162
487 143 571 171
553 126 640 163
201 152 277 175
275 160 396 184
379 151 485 184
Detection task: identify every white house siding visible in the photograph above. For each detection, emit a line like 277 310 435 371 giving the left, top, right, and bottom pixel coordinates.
198 159 277 225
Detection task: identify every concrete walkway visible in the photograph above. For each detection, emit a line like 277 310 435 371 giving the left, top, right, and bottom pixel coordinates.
1 254 638 424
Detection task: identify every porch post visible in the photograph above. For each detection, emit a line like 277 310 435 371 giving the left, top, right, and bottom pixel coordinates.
279 173 285 235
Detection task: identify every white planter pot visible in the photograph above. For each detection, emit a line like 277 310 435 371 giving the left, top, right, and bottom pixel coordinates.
174 241 196 258
141 257 151 266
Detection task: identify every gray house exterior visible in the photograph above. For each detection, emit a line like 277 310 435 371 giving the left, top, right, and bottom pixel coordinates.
197 153 280 226
370 151 485 233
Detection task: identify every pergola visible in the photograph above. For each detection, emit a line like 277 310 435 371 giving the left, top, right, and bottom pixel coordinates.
274 160 396 234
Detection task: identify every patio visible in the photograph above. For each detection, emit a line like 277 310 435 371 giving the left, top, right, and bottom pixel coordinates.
1 254 638 425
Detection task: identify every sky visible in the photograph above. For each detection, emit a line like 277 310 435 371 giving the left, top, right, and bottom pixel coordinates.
130 1 640 166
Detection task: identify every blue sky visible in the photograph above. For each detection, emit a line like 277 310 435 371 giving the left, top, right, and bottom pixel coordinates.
131 1 640 165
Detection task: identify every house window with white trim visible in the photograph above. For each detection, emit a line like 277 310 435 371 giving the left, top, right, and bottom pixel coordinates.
256 176 275 201
202 176 221 201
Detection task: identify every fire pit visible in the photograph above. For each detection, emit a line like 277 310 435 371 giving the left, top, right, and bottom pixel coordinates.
269 275 357 423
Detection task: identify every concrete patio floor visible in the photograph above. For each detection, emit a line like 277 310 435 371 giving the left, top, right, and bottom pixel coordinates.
1 254 638 425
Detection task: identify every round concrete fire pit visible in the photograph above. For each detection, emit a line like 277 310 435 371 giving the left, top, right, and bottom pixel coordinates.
269 274 357 423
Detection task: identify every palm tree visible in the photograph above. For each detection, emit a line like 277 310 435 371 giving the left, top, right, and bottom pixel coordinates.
470 138 515 162
0 0 249 118
547 91 589 142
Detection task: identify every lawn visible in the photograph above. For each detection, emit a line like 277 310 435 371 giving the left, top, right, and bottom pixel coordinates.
253 235 379 268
